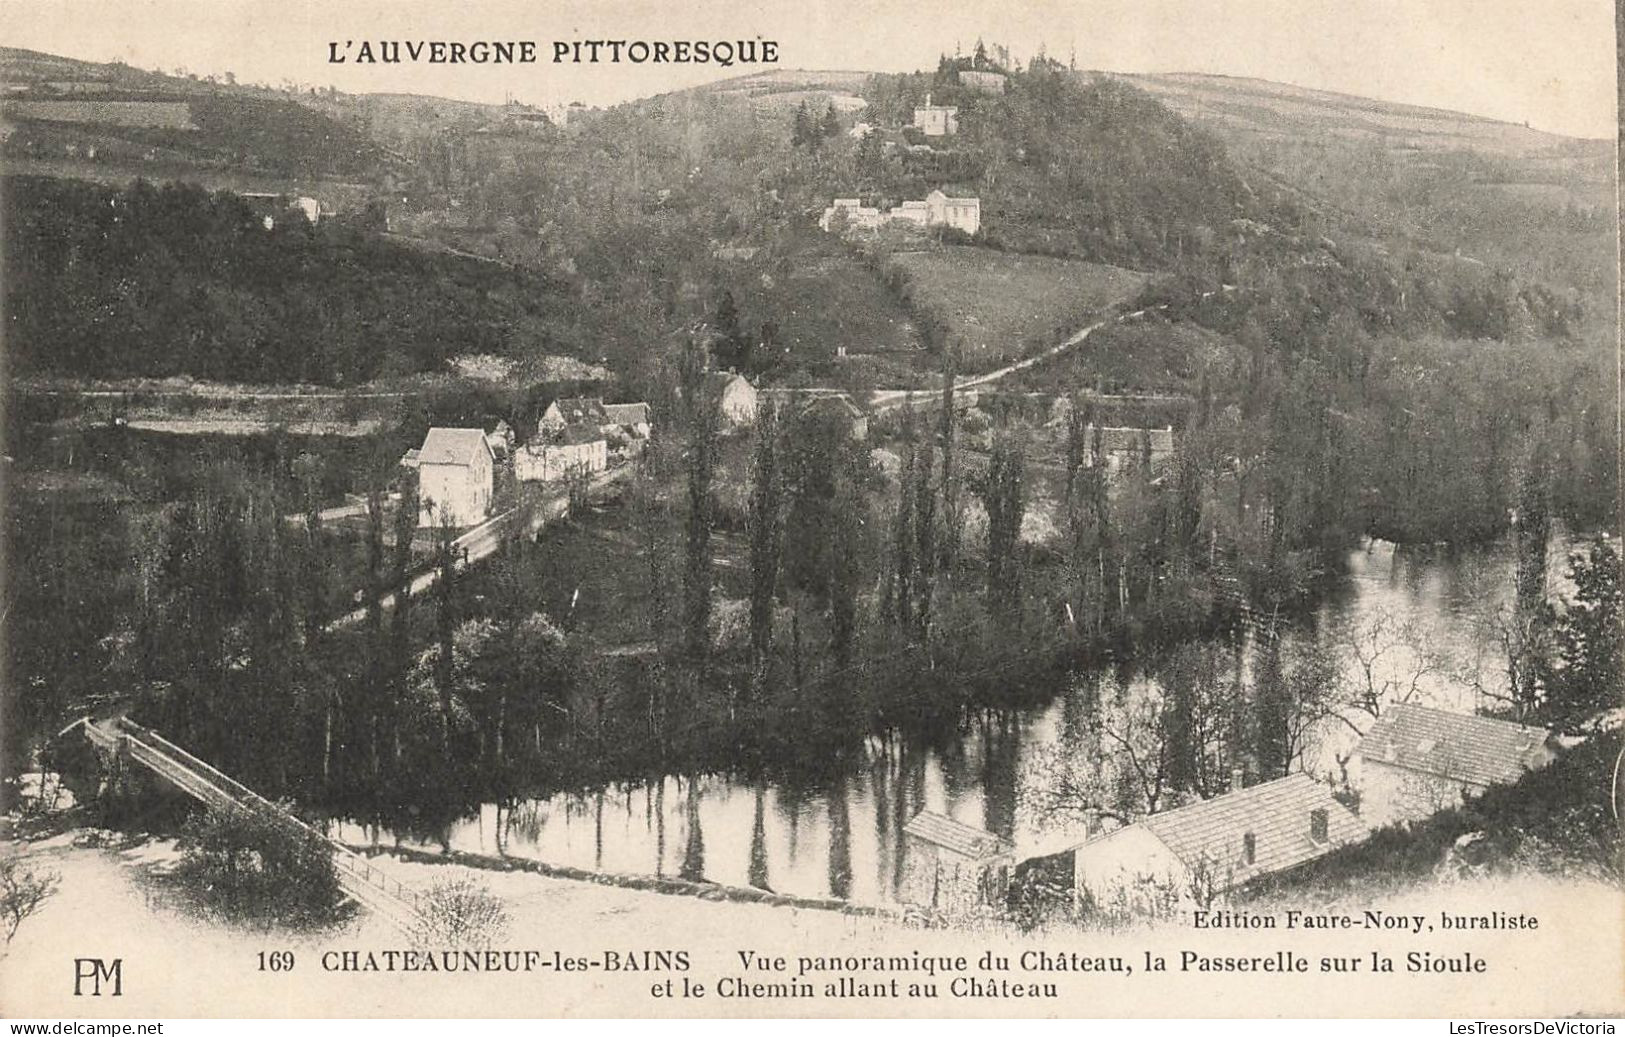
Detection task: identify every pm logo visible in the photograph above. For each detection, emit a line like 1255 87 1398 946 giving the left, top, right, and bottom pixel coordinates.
74 957 123 996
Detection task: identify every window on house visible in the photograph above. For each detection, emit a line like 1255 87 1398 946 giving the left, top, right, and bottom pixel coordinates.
1242 832 1256 865
1310 808 1329 844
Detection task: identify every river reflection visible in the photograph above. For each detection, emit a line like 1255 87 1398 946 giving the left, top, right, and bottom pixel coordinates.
372 537 1548 906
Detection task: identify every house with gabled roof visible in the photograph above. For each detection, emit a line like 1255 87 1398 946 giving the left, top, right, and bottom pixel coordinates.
1070 774 1367 915
539 397 611 437
1352 703 1560 825
901 811 1014 912
414 428 494 528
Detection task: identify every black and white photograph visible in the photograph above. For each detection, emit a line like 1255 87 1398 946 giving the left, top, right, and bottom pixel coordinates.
0 0 1620 1020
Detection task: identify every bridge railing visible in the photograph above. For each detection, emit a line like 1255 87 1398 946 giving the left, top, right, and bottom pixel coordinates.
111 719 426 923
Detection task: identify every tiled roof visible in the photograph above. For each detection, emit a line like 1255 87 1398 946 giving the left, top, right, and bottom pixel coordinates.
904 811 1013 860
549 397 610 425
1140 774 1366 881
1355 702 1553 788
603 402 651 425
417 428 491 467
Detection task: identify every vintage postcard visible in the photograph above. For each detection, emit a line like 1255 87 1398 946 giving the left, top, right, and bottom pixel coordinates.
0 0 1620 1020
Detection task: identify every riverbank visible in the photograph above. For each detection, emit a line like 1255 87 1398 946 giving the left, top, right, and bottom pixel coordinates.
4 826 1621 1017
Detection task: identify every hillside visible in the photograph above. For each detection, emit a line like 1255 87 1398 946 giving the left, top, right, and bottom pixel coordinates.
884 247 1149 371
1115 72 1608 159
1112 71 1617 309
2 176 610 386
0 47 404 196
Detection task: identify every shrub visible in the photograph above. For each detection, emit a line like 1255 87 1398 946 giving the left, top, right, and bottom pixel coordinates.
172 804 346 929
1 856 60 944
413 877 509 948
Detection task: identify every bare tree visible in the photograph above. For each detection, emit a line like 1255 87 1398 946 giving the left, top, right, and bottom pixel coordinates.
1 857 60 945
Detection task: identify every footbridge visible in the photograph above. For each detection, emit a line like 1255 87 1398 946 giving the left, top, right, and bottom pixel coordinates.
73 716 427 935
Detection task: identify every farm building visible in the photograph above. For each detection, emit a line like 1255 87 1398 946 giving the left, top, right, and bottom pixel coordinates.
515 425 608 483
539 397 612 437
1351 703 1560 826
912 96 959 136
900 811 1014 913
414 428 494 528
1070 774 1366 916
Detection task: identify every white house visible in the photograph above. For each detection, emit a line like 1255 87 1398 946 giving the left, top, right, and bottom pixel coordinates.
704 372 759 427
913 96 959 136
1351 703 1560 826
819 198 884 233
415 428 494 528
821 190 981 237
922 189 979 235
1071 774 1366 916
515 425 608 483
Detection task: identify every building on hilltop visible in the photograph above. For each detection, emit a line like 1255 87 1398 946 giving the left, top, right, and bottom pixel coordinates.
912 94 959 136
1351 703 1560 825
959 70 1008 94
819 189 980 237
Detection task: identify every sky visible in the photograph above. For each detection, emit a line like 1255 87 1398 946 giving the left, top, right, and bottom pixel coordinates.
3 0 1617 137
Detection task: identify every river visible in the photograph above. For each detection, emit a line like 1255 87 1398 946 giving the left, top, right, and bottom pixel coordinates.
358 535 1576 906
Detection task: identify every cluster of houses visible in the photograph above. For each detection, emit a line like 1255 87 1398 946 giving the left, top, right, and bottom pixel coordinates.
902 702 1564 918
394 373 780 529
819 189 982 238
400 395 655 528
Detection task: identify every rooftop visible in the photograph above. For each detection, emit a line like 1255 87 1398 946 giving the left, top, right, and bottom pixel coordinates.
1356 702 1554 788
603 402 652 425
417 428 491 467
1139 773 1366 880
904 811 1014 860
547 397 610 425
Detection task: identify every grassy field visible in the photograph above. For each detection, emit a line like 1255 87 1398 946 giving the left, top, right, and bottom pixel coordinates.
886 247 1150 374
1002 316 1244 396
734 234 925 374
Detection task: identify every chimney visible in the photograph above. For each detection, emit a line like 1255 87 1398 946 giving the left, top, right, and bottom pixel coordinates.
1230 766 1245 792
1309 808 1329 844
